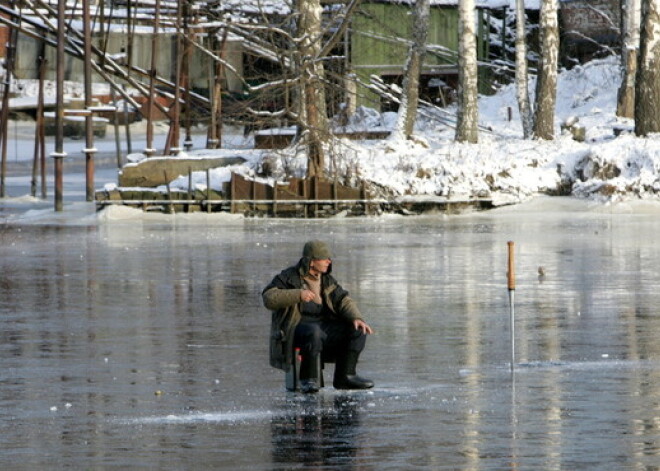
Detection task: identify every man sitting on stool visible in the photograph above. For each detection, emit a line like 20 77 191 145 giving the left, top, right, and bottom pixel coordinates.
263 240 374 393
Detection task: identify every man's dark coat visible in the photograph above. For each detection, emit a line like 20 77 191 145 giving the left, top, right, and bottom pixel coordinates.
262 256 363 371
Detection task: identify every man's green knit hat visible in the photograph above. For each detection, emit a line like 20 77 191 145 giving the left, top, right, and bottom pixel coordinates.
302 240 332 260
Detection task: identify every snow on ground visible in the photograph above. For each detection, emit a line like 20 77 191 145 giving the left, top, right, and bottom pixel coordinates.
334 55 660 205
156 55 660 206
6 55 660 209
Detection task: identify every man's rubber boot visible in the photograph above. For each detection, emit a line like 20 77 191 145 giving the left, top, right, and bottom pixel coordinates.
333 351 374 390
300 354 321 393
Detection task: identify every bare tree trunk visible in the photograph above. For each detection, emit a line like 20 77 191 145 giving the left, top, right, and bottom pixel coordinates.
635 0 660 135
515 0 533 138
532 0 559 140
207 28 228 149
617 0 641 118
455 0 479 143
394 0 430 140
299 0 329 178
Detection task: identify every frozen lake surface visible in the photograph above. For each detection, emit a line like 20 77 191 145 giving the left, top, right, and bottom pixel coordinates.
2 196 660 469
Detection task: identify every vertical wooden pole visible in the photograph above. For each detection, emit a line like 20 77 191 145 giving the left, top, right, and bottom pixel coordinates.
272 181 278 217
32 40 46 197
164 171 173 214
206 168 211 213
145 0 161 157
168 0 182 155
0 0 16 198
313 176 318 216
251 178 256 213
53 0 67 211
83 0 96 201
110 88 122 168
38 59 46 198
507 241 516 372
182 1 193 151
333 178 338 212
230 173 235 214
124 1 134 154
303 179 308 218
187 167 192 212
122 85 132 155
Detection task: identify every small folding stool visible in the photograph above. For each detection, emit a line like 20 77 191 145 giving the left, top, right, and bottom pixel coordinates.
285 347 325 392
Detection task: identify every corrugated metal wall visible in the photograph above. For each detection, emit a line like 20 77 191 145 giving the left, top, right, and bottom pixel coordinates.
351 3 489 110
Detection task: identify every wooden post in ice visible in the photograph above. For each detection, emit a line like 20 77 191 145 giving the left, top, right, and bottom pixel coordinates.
83 0 96 202
507 241 516 372
52 0 67 211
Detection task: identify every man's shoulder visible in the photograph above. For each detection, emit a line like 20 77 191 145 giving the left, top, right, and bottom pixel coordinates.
272 264 301 286
282 263 301 276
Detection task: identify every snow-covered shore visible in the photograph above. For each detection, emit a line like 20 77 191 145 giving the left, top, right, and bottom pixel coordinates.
329 56 660 205
7 55 660 210
153 55 660 207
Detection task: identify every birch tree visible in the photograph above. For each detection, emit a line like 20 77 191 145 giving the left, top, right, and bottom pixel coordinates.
617 0 641 118
515 0 533 138
634 0 660 135
455 0 479 143
298 0 329 178
206 0 362 178
532 0 559 140
393 0 430 140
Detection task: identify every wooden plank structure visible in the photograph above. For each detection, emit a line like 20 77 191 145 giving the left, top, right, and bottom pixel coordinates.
227 174 375 217
95 172 493 217
97 173 377 217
